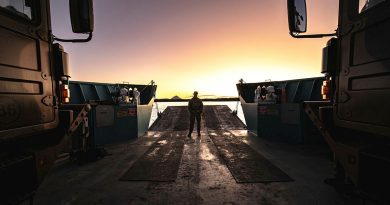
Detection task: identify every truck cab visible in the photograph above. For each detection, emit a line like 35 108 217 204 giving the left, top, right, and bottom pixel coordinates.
0 0 61 139
0 0 93 204
335 0 390 136
288 0 390 202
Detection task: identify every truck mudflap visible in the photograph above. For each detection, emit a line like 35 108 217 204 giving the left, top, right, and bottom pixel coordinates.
0 104 91 205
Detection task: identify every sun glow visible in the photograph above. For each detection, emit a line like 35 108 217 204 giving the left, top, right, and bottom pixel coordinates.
52 0 338 99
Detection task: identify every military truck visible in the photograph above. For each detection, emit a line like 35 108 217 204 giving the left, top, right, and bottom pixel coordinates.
288 0 390 203
0 0 94 204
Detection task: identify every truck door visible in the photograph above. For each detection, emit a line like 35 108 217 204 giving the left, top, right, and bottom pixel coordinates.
336 0 390 136
0 0 57 139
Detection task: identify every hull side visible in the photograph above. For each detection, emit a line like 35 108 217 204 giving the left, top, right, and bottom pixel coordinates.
236 77 324 143
137 98 154 137
239 96 257 135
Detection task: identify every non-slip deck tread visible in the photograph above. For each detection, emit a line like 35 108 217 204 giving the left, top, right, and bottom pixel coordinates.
120 132 186 182
209 130 293 183
203 106 246 130
149 106 190 131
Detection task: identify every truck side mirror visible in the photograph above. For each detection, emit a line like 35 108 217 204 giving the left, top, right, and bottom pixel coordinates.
287 0 307 33
69 0 94 33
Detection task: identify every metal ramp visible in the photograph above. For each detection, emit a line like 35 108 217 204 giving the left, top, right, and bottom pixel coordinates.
122 105 292 183
149 105 246 131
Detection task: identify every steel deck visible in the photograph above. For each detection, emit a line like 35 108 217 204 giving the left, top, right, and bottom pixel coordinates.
32 105 370 205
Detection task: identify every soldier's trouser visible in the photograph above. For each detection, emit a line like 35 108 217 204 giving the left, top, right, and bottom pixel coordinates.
189 113 201 134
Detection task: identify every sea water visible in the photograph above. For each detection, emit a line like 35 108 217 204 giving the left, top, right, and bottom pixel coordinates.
149 101 246 127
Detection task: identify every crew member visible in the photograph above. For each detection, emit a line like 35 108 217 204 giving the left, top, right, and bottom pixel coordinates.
133 87 140 105
265 85 278 102
188 91 203 138
119 86 129 103
254 85 261 103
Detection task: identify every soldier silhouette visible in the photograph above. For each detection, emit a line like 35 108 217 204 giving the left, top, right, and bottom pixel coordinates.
187 91 203 138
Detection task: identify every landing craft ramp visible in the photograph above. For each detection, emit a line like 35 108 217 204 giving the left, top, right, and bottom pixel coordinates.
123 105 292 183
149 105 246 131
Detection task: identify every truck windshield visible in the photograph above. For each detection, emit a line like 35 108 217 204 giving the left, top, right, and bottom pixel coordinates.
0 0 33 20
359 0 388 13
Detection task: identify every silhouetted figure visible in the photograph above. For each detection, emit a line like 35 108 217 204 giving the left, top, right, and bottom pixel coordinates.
188 91 203 138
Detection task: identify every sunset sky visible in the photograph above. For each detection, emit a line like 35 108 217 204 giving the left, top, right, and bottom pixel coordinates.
51 0 339 98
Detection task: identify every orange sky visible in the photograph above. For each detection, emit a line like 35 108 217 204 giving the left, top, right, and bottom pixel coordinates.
51 0 339 98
